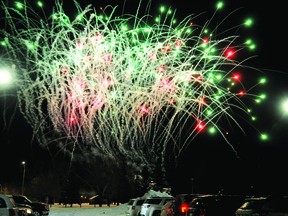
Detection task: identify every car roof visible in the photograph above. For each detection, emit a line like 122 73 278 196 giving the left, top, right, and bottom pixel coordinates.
245 197 267 201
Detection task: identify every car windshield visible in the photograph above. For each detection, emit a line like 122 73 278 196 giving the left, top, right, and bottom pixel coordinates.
136 200 145 205
190 196 220 208
128 199 135 205
183 195 197 202
240 199 265 209
146 198 162 204
12 196 31 205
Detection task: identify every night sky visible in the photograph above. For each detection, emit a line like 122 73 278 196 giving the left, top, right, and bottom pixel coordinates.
1 0 288 196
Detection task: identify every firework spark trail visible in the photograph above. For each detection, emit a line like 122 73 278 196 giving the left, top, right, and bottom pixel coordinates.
0 0 266 175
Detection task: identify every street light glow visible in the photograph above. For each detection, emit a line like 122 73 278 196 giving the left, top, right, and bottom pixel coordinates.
282 100 288 113
280 97 288 117
0 68 12 85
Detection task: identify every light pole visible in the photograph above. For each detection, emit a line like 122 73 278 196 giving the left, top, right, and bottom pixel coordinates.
190 178 194 194
21 161 26 195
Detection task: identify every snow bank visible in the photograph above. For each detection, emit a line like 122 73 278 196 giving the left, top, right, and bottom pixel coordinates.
141 189 173 199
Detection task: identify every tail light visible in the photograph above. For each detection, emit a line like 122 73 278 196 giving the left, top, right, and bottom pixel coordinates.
180 203 189 213
168 207 175 216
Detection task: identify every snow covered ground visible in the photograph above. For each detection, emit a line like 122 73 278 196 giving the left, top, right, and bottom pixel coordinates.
49 203 127 216
48 189 172 216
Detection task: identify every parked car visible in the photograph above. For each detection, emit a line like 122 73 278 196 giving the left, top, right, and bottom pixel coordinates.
126 197 146 216
188 194 247 216
140 196 175 216
160 199 175 216
0 194 20 216
235 195 288 216
235 196 267 216
10 194 49 216
172 194 202 216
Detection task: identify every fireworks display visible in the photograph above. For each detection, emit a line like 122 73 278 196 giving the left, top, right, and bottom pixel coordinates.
0 0 267 174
